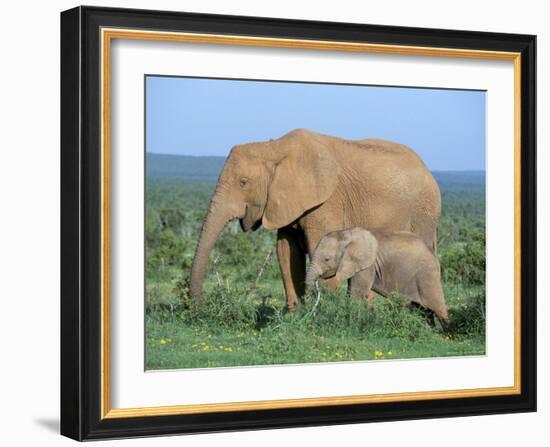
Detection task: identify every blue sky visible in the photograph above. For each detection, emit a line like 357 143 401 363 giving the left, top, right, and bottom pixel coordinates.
146 76 485 171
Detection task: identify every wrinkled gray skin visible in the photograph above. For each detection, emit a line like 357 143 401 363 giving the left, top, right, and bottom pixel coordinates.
306 227 449 325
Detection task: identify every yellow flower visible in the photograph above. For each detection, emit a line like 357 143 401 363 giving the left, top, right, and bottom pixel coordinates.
160 339 167 345
191 344 198 348
335 352 342 358
387 351 393 357
218 345 224 349
225 347 233 352
203 345 209 351
375 351 384 359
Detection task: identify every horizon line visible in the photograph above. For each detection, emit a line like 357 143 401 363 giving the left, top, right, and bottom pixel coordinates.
146 152 485 172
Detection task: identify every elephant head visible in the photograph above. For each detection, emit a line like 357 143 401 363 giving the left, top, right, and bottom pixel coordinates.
306 228 378 285
189 129 341 298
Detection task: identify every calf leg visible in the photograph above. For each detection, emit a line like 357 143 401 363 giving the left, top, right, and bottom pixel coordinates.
349 268 376 301
418 273 449 327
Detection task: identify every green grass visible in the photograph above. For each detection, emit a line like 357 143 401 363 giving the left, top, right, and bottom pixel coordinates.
146 287 485 369
145 172 486 370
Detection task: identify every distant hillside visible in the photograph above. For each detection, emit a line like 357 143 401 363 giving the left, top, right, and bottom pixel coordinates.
432 171 485 192
146 153 226 179
146 153 485 192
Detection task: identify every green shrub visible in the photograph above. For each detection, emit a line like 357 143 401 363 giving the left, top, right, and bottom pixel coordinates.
447 290 486 337
183 285 259 330
439 241 485 286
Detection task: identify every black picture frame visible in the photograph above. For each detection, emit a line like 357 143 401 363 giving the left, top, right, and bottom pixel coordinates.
61 5 536 441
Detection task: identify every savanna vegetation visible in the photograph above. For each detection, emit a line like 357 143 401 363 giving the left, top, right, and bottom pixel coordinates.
145 155 486 370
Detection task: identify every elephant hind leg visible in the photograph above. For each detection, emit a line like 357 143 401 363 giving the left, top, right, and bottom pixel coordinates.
409 302 436 326
417 274 449 327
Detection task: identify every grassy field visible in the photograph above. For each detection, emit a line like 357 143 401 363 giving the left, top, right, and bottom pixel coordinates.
145 156 486 370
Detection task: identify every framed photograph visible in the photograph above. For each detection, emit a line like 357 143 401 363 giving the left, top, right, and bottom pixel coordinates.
60 6 536 441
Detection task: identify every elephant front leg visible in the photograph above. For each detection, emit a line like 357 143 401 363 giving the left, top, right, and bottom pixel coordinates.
349 267 376 301
277 227 306 311
322 276 340 291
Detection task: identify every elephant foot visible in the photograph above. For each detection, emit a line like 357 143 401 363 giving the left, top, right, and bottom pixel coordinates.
285 296 299 313
363 290 377 307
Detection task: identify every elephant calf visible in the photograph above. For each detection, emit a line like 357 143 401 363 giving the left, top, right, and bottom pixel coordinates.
306 227 449 326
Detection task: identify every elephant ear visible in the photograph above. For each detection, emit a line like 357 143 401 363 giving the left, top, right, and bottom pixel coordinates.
337 228 378 281
262 132 340 230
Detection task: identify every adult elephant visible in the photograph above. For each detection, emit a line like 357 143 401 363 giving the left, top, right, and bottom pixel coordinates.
189 129 441 310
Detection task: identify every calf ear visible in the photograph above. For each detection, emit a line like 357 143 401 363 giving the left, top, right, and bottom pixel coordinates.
337 228 378 280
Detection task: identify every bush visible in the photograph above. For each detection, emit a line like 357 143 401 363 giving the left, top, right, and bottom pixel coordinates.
447 291 486 337
182 285 259 330
439 241 485 286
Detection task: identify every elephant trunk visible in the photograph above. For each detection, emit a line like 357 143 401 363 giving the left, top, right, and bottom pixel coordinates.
189 194 234 299
305 261 322 286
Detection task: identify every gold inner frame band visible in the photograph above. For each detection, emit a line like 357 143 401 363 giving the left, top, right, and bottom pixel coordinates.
100 27 522 419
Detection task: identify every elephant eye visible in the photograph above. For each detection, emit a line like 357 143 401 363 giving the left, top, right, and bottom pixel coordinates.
324 257 331 262
239 178 248 188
